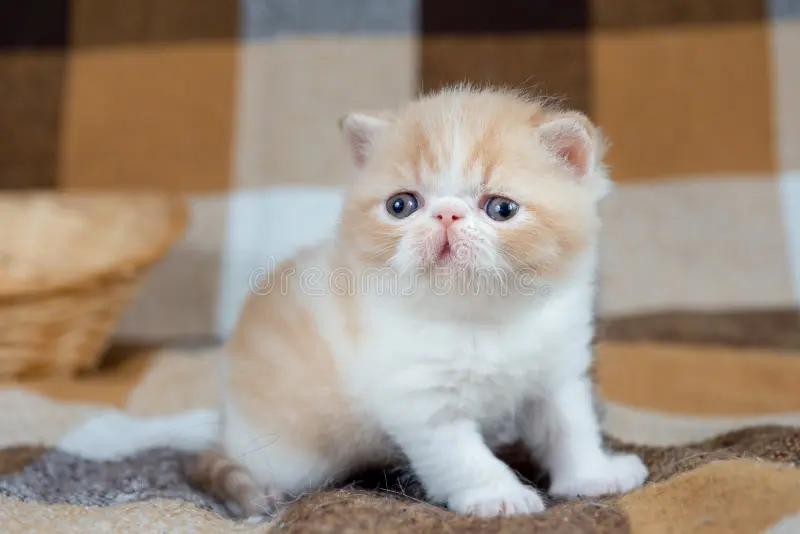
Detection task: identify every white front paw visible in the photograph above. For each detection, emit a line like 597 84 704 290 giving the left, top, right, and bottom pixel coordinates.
448 481 545 517
549 453 648 499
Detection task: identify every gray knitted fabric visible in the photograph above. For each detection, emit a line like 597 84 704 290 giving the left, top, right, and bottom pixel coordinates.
0 448 230 517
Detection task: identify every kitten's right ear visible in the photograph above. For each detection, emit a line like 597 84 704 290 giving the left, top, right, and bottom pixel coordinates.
538 112 598 179
339 112 392 169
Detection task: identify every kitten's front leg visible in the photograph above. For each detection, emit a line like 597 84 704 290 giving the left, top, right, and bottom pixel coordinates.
393 420 545 516
519 374 648 500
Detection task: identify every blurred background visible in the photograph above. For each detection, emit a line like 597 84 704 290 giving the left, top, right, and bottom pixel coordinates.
1 0 798 349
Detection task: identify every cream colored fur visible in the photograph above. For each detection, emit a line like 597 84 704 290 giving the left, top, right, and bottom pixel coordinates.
218 86 648 517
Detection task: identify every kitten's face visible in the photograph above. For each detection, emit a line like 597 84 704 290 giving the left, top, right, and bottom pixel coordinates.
339 89 610 283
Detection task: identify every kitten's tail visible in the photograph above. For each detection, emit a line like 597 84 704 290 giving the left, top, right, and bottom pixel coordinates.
188 449 285 519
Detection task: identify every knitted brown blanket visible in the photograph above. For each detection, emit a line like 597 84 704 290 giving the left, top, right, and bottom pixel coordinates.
1 341 798 533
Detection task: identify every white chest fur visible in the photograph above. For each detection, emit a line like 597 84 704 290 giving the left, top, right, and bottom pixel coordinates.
341 283 595 445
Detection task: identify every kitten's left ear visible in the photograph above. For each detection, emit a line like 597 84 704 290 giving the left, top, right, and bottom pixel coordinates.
538 112 605 180
339 112 393 169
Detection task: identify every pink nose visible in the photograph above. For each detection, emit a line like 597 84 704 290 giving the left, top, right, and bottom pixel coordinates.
434 207 466 228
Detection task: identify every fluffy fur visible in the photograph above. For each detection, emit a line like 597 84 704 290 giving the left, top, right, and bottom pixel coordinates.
198 86 648 519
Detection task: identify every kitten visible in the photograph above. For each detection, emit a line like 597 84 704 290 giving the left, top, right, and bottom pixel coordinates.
191 85 648 519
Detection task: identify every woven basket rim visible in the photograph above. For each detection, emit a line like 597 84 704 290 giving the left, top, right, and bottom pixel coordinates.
0 190 189 300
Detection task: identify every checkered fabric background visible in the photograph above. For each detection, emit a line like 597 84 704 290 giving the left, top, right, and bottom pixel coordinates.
1 0 799 344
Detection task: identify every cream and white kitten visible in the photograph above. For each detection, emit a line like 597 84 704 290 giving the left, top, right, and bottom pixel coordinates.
193 86 648 518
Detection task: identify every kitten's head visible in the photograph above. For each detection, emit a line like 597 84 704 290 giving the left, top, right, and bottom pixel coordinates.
338 86 611 283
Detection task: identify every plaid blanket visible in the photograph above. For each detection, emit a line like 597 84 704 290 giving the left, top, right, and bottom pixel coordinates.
1 1 800 532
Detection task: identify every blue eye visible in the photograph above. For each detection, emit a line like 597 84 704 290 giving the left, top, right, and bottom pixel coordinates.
484 196 519 221
386 192 420 219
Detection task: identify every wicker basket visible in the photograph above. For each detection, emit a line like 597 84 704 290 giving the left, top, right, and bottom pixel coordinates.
0 191 188 379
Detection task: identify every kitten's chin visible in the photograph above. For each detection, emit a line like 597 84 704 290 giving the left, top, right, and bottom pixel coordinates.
424 251 463 274
426 256 488 280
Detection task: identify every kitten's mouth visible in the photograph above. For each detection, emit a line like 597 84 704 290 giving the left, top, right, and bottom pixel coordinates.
436 242 452 262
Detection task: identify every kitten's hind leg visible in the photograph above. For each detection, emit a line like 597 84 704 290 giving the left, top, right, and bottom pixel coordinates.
186 450 286 520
